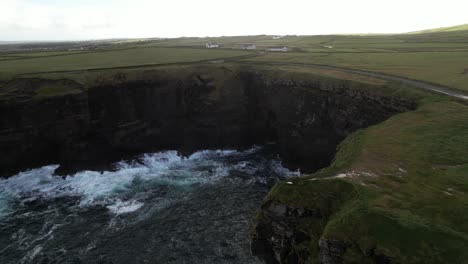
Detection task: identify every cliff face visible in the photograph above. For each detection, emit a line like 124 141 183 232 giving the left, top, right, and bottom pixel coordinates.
0 69 414 177
0 79 90 176
0 73 256 175
0 69 413 177
251 179 356 264
0 68 417 263
241 75 414 172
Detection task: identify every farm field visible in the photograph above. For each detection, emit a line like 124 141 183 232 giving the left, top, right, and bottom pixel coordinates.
2 28 467 93
244 51 468 92
136 29 468 91
0 46 250 78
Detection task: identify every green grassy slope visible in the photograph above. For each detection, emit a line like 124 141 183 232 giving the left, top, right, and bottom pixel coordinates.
266 84 468 262
410 24 468 34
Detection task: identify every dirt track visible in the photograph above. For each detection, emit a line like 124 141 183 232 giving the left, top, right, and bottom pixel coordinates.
16 51 468 102
241 60 468 102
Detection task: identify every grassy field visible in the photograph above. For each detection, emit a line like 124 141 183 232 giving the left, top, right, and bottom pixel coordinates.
132 28 468 91
1 50 89 57
0 47 250 78
245 51 468 91
1 27 467 93
235 31 468 91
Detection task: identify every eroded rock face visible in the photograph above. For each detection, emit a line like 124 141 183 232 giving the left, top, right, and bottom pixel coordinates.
241 75 414 172
0 69 415 178
0 85 90 176
252 201 324 264
0 69 416 263
319 239 346 264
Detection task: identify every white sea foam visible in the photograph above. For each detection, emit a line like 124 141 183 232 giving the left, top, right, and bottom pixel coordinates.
0 147 296 218
232 161 255 173
107 199 144 214
0 150 232 217
270 160 301 177
0 191 12 219
20 245 42 264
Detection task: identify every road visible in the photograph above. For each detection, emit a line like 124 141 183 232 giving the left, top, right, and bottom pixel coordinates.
239 60 468 101
15 50 468 102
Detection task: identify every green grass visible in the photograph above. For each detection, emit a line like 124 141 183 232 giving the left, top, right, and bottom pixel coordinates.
265 98 468 263
245 51 468 92
247 64 467 262
34 85 82 98
113 30 468 92
4 50 89 58
148 30 468 92
0 47 250 78
0 78 84 100
1 28 468 93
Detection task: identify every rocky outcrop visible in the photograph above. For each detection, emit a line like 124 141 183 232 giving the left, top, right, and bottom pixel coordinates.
318 239 347 264
0 67 417 263
241 75 414 172
0 67 415 178
251 179 360 264
0 80 89 176
252 201 324 264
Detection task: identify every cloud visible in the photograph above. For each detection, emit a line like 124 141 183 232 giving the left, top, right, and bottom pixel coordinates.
0 0 467 40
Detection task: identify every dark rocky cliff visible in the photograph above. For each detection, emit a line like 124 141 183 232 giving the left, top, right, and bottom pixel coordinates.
251 180 359 264
0 68 414 177
0 67 416 263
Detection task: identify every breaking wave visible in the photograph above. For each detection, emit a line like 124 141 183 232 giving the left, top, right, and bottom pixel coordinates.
0 146 299 263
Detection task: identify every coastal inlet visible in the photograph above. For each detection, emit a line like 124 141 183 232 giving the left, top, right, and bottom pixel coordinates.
0 145 299 264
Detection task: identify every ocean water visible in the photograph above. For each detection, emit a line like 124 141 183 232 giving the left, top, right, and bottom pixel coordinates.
0 146 299 264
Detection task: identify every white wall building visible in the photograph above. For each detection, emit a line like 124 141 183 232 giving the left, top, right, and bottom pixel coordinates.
241 44 256 50
206 42 220 48
266 46 288 52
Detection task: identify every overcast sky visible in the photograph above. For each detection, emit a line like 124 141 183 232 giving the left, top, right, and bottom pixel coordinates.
1 0 467 41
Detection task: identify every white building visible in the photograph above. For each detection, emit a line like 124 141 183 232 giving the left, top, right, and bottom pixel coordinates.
266 47 288 52
241 44 256 50
206 42 220 48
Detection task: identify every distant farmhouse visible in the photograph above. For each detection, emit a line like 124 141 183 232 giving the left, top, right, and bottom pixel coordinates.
206 42 220 48
241 44 256 50
266 46 288 52
272 36 284 40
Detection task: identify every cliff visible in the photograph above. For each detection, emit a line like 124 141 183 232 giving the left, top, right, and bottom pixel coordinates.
5 65 451 264
250 78 468 263
0 66 414 177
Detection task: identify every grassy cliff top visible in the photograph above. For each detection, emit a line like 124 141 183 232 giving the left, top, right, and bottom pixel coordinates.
267 91 468 262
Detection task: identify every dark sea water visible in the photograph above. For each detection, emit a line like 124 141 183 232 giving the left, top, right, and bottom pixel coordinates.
0 146 299 264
